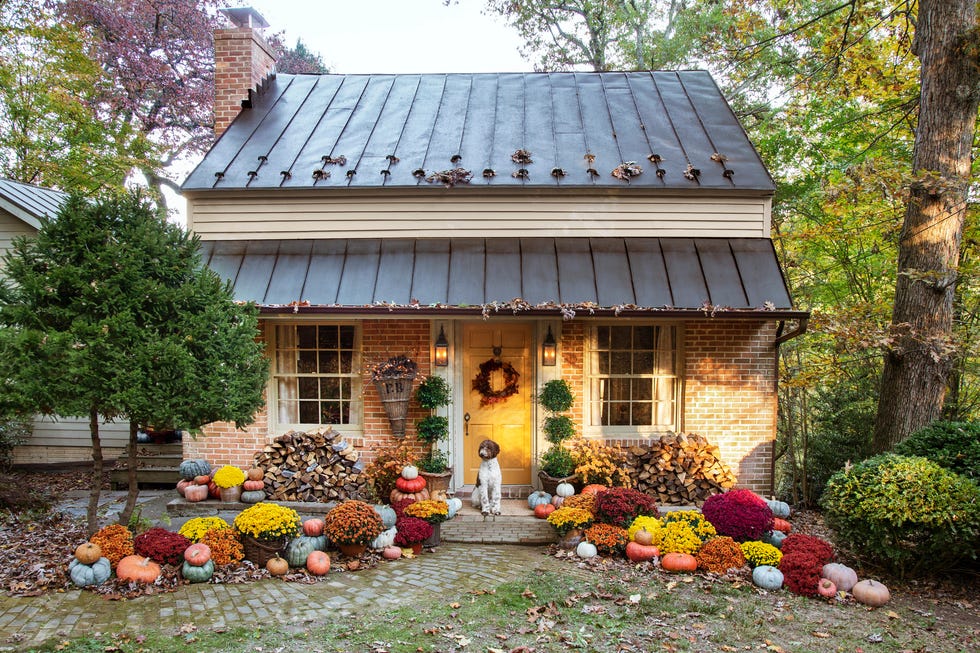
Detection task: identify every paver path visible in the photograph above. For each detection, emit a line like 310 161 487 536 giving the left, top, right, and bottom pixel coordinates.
0 544 561 651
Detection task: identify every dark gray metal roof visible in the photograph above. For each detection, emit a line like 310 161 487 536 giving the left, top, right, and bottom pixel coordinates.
0 178 67 229
202 237 800 317
183 72 774 193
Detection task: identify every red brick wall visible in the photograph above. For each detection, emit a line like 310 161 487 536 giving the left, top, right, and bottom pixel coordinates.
214 27 276 138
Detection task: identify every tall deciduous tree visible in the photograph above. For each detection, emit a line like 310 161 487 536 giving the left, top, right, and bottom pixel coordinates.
872 0 980 451
0 191 268 535
272 36 329 74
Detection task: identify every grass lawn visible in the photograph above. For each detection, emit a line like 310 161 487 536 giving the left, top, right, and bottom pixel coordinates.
30 557 977 653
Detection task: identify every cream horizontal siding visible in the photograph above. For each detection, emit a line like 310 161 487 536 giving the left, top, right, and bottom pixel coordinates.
0 210 37 262
187 193 771 240
26 416 130 449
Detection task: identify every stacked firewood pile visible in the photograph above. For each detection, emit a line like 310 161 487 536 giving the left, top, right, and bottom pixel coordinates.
253 428 367 502
624 432 738 506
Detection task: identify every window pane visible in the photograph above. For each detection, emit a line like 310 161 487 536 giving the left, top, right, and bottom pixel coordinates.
298 377 318 399
278 400 298 424
298 350 317 373
319 350 339 374
608 402 630 425
596 326 610 349
633 325 655 349
597 351 609 375
317 325 338 349
631 402 652 425
610 351 631 374
608 378 630 401
632 378 652 401
610 326 631 349
633 351 654 374
340 351 353 373
297 325 316 348
299 401 319 423
339 326 355 349
322 377 340 399
320 402 341 424
340 402 351 423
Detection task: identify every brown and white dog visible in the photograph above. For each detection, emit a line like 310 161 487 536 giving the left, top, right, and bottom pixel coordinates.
471 439 502 516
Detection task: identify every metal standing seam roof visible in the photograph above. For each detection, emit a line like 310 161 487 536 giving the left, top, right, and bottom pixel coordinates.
200 237 802 317
182 71 775 193
0 178 67 229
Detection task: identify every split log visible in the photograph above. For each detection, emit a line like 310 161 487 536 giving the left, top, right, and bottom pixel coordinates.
624 432 737 506
252 427 369 502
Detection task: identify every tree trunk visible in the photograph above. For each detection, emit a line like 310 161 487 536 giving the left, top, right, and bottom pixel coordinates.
86 407 103 538
873 0 980 452
117 420 139 528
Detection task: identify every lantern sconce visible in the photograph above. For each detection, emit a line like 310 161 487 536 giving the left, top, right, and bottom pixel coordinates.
434 325 449 367
542 325 557 366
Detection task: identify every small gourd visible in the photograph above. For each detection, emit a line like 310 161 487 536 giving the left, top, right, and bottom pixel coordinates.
74 542 103 565
401 465 419 480
240 489 266 504
246 467 264 481
625 541 660 563
371 526 397 550
581 484 607 496
382 546 402 560
184 484 208 502
184 543 212 566
176 479 194 497
661 552 697 573
374 504 398 529
243 479 265 492
752 565 784 590
181 559 215 583
821 562 858 592
852 579 890 607
389 488 430 503
193 475 211 485
576 540 598 559
179 458 211 480
551 495 564 508
527 491 552 509
69 557 111 587
817 578 837 598
266 555 289 577
555 482 575 498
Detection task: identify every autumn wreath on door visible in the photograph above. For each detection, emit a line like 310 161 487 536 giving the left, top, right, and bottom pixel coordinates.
472 359 520 407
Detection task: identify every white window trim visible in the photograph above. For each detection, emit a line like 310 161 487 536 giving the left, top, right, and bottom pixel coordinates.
582 322 684 438
266 320 364 437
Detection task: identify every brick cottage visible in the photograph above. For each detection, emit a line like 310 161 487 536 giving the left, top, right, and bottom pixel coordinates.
179 9 807 498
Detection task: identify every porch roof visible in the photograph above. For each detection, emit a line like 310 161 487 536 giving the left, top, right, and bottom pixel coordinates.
0 178 66 229
202 237 806 319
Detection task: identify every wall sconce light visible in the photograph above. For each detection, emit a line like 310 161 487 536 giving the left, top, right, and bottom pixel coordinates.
434 325 449 367
542 325 557 366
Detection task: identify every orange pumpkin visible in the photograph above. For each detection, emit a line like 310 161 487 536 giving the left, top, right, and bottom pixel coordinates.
533 503 556 519
243 480 265 492
74 542 103 565
303 518 326 537
390 488 430 503
116 555 162 583
395 476 427 493
246 467 264 481
207 481 221 499
625 541 660 563
661 552 698 573
772 518 792 534
184 543 211 566
306 550 331 576
581 484 608 496
193 475 211 485
266 555 289 577
382 546 402 560
633 528 654 546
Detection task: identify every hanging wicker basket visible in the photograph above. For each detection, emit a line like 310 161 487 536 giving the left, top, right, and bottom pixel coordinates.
374 375 416 437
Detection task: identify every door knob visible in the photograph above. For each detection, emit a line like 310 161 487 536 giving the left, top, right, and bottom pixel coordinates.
464 412 470 436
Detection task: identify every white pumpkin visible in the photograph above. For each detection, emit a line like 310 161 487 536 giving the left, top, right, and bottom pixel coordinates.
401 465 419 480
446 497 463 519
371 526 398 550
576 541 598 559
555 482 575 498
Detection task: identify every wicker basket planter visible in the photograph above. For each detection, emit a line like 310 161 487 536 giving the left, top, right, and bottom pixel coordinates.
538 470 580 495
419 470 452 499
243 535 286 567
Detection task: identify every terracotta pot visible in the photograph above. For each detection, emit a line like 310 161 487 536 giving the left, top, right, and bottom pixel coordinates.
219 485 242 503
337 543 367 558
411 542 423 555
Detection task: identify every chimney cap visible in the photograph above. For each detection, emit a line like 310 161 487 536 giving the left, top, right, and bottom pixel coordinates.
219 7 270 29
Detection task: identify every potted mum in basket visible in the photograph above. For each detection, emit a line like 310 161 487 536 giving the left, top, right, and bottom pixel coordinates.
212 465 246 502
546 506 594 549
324 500 384 558
233 502 301 566
404 499 450 547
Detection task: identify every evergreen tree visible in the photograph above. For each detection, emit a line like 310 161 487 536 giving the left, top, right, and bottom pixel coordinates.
0 191 268 535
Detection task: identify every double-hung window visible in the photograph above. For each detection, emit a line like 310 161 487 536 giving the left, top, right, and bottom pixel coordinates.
587 324 679 432
273 324 360 429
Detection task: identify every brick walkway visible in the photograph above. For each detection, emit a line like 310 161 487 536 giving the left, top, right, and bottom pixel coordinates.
0 544 561 651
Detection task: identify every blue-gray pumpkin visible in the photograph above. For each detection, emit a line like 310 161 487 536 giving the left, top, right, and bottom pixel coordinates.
286 535 326 567
765 499 791 519
181 560 215 583
446 497 463 519
69 557 111 587
752 565 784 590
527 491 552 510
374 504 397 529
240 489 266 504
179 459 211 480
762 530 787 549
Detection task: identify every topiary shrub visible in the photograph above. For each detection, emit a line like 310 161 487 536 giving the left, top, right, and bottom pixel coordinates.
779 551 823 597
133 527 192 566
594 488 658 528
702 489 774 542
822 453 980 577
896 421 980 481
780 534 834 565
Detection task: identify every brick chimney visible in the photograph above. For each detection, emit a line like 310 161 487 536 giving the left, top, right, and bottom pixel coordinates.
214 7 276 138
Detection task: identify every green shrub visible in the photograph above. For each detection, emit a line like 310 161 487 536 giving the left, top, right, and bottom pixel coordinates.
542 415 575 444
415 376 451 409
821 453 980 577
896 421 980 480
415 415 449 443
0 415 29 472
540 445 574 478
538 380 573 413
